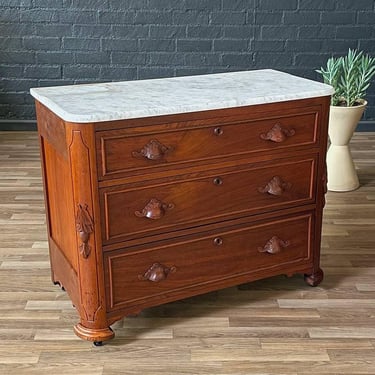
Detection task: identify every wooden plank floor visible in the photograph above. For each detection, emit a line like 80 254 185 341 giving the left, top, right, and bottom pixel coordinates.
0 131 375 374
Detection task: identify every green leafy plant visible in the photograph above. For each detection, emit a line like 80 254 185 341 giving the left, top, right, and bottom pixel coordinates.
316 49 375 107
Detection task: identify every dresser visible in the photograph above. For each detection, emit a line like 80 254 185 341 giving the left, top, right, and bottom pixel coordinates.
31 70 333 345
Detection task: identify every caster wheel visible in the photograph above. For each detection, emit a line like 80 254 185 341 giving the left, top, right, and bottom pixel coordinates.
53 281 65 291
93 341 103 347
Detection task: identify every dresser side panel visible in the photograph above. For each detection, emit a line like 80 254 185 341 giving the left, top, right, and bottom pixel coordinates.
312 95 331 273
36 102 78 274
41 138 78 271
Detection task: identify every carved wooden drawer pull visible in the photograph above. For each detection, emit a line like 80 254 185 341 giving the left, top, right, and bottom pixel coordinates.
258 236 290 254
138 262 177 282
258 176 291 196
260 124 295 143
132 139 171 161
135 198 174 220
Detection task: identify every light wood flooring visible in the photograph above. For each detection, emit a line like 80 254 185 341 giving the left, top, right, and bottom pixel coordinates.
0 131 375 374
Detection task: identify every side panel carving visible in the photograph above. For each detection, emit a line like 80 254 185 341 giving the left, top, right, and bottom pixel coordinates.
76 203 94 259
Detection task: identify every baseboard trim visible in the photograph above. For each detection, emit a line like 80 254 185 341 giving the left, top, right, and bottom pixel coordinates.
0 119 374 132
356 121 374 132
0 120 37 131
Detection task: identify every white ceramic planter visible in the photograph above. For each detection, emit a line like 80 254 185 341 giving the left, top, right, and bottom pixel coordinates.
326 101 367 192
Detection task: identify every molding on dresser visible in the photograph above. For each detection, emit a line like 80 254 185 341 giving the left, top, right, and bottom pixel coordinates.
0 119 374 132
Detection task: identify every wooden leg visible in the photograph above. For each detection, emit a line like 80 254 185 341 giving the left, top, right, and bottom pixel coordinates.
304 268 324 287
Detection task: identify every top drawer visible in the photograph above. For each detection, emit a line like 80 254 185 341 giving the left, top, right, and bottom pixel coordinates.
96 105 321 180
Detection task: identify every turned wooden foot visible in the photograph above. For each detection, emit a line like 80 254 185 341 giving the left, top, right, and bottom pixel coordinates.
304 268 324 287
74 323 114 343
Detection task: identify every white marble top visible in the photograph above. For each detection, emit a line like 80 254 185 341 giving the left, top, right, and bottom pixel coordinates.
30 69 333 123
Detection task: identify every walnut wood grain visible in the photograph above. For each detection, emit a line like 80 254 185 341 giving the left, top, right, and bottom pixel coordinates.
66 125 113 343
104 213 313 310
101 156 316 244
33 95 330 343
96 103 320 180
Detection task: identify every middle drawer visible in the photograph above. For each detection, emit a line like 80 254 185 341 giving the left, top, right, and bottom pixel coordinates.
100 155 317 245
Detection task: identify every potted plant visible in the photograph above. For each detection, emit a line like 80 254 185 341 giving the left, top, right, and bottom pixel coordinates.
316 49 375 191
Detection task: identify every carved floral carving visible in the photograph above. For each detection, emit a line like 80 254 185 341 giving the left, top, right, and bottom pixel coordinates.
260 123 296 143
75 203 94 259
258 236 290 254
258 176 291 196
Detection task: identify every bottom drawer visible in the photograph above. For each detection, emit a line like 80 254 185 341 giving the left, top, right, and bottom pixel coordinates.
104 212 314 311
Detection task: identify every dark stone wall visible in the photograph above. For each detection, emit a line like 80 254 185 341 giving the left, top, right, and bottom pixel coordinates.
1 0 375 121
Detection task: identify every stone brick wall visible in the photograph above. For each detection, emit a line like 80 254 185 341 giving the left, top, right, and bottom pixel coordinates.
1 0 375 122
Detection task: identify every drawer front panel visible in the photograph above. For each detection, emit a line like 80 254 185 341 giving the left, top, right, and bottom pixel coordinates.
101 156 317 244
97 110 319 179
105 212 313 310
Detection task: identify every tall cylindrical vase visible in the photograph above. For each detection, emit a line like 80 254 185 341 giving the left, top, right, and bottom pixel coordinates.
326 101 367 192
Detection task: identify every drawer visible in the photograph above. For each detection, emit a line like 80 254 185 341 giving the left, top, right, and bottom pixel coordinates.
96 107 320 179
100 155 317 244
104 212 314 311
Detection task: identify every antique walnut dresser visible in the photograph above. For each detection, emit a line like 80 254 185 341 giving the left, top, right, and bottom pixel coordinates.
31 70 333 345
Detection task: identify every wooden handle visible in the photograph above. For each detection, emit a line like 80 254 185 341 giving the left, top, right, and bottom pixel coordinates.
258 236 290 254
258 176 291 196
132 139 171 161
260 124 295 143
138 263 177 282
135 198 174 220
